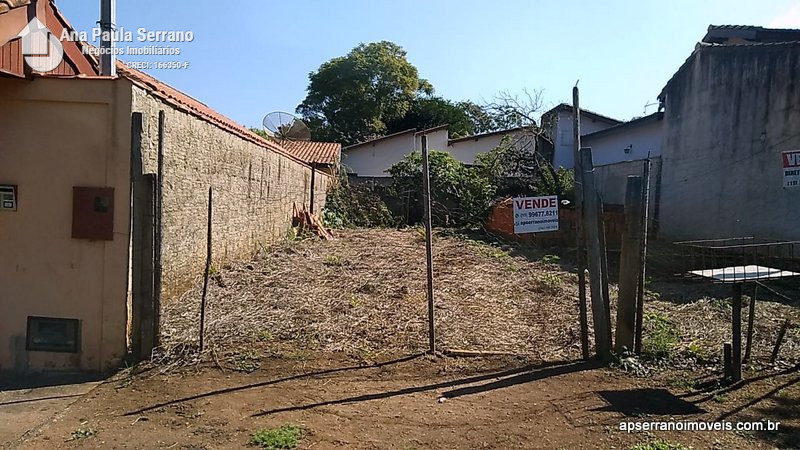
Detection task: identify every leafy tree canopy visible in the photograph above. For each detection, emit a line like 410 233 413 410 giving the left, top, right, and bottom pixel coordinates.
386 97 474 138
297 41 433 146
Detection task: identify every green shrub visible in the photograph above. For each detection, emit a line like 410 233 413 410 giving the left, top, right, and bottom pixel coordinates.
322 169 396 228
249 425 303 449
388 150 496 226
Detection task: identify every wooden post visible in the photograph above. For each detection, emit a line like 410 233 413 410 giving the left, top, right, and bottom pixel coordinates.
597 195 612 348
572 87 590 359
770 318 790 364
199 187 212 353
724 343 733 380
615 176 644 353
421 135 436 355
634 158 651 355
732 283 743 381
744 285 757 364
580 147 611 359
309 163 316 214
153 110 165 347
138 174 156 359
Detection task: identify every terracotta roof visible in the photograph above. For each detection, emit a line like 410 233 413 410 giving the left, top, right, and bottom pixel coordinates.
0 0 29 14
280 140 341 166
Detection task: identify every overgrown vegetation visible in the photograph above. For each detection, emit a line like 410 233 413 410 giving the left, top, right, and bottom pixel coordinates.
249 425 303 449
322 169 396 228
641 312 680 360
388 150 496 226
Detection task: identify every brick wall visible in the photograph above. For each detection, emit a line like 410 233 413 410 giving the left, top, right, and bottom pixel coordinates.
132 87 329 294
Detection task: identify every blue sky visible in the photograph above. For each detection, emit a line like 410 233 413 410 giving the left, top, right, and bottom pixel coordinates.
56 0 800 130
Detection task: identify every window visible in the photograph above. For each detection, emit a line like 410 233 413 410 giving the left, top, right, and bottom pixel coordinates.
26 316 81 353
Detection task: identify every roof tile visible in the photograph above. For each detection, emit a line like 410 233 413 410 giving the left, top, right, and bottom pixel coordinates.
280 141 341 165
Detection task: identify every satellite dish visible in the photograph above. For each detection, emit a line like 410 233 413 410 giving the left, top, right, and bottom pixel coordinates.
262 111 311 141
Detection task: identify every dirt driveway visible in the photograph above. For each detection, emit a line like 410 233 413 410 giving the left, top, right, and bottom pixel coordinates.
14 354 799 449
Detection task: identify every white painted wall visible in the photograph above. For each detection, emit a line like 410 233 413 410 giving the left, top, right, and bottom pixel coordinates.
551 110 619 169
582 116 663 166
342 132 415 177
343 128 451 177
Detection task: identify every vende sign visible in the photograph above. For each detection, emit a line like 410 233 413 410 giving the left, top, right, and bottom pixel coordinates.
513 195 559 234
784 150 800 188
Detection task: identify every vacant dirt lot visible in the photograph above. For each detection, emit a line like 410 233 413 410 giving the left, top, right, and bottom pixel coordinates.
11 228 800 449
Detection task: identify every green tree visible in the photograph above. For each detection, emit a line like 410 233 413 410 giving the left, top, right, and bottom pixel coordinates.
386 97 474 138
297 41 433 145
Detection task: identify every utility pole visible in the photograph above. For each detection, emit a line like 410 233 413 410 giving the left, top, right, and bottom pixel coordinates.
572 86 590 359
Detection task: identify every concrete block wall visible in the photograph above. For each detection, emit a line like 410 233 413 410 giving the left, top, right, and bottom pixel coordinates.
132 87 329 294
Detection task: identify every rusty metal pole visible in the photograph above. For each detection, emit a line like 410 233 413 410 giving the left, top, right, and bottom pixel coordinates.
421 136 436 355
634 157 652 354
573 87 590 359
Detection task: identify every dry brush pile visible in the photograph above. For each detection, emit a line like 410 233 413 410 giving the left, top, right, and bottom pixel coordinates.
160 228 583 364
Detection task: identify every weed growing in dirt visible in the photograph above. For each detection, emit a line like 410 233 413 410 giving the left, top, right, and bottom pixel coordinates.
712 393 729 403
667 374 696 391
642 312 679 360
535 273 564 294
231 351 261 372
323 254 342 266
249 424 303 449
540 254 560 264
630 440 690 450
67 428 97 441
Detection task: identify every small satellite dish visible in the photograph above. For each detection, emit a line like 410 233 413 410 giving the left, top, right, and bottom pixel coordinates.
262 111 311 141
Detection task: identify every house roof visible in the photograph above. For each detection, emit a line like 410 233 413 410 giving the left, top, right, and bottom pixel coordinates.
3 0 315 169
448 126 528 145
703 24 800 44
0 0 29 14
541 103 622 125
413 124 448 136
280 141 341 166
581 111 663 140
343 128 416 150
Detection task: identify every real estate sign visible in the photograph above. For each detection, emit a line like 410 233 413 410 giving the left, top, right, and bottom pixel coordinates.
513 195 559 234
783 150 800 188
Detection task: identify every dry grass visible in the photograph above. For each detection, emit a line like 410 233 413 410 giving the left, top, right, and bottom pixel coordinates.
156 228 800 372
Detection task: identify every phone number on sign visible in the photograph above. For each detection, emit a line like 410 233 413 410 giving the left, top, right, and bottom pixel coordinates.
125 61 190 70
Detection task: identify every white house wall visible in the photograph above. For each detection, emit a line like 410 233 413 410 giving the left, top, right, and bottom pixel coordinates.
582 118 663 166
342 133 415 177
552 111 618 169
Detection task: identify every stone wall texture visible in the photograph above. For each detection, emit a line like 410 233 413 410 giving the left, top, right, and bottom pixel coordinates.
132 87 330 294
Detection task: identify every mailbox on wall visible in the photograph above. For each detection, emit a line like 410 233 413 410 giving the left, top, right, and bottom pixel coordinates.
72 187 115 241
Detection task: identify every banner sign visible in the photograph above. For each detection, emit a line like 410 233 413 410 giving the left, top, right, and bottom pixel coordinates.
513 195 559 234
784 150 800 188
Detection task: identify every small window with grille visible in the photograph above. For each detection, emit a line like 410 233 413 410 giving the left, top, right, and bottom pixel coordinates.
26 316 81 353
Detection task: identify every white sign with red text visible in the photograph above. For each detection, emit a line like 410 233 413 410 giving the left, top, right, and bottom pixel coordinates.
513 195 559 234
784 150 800 188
